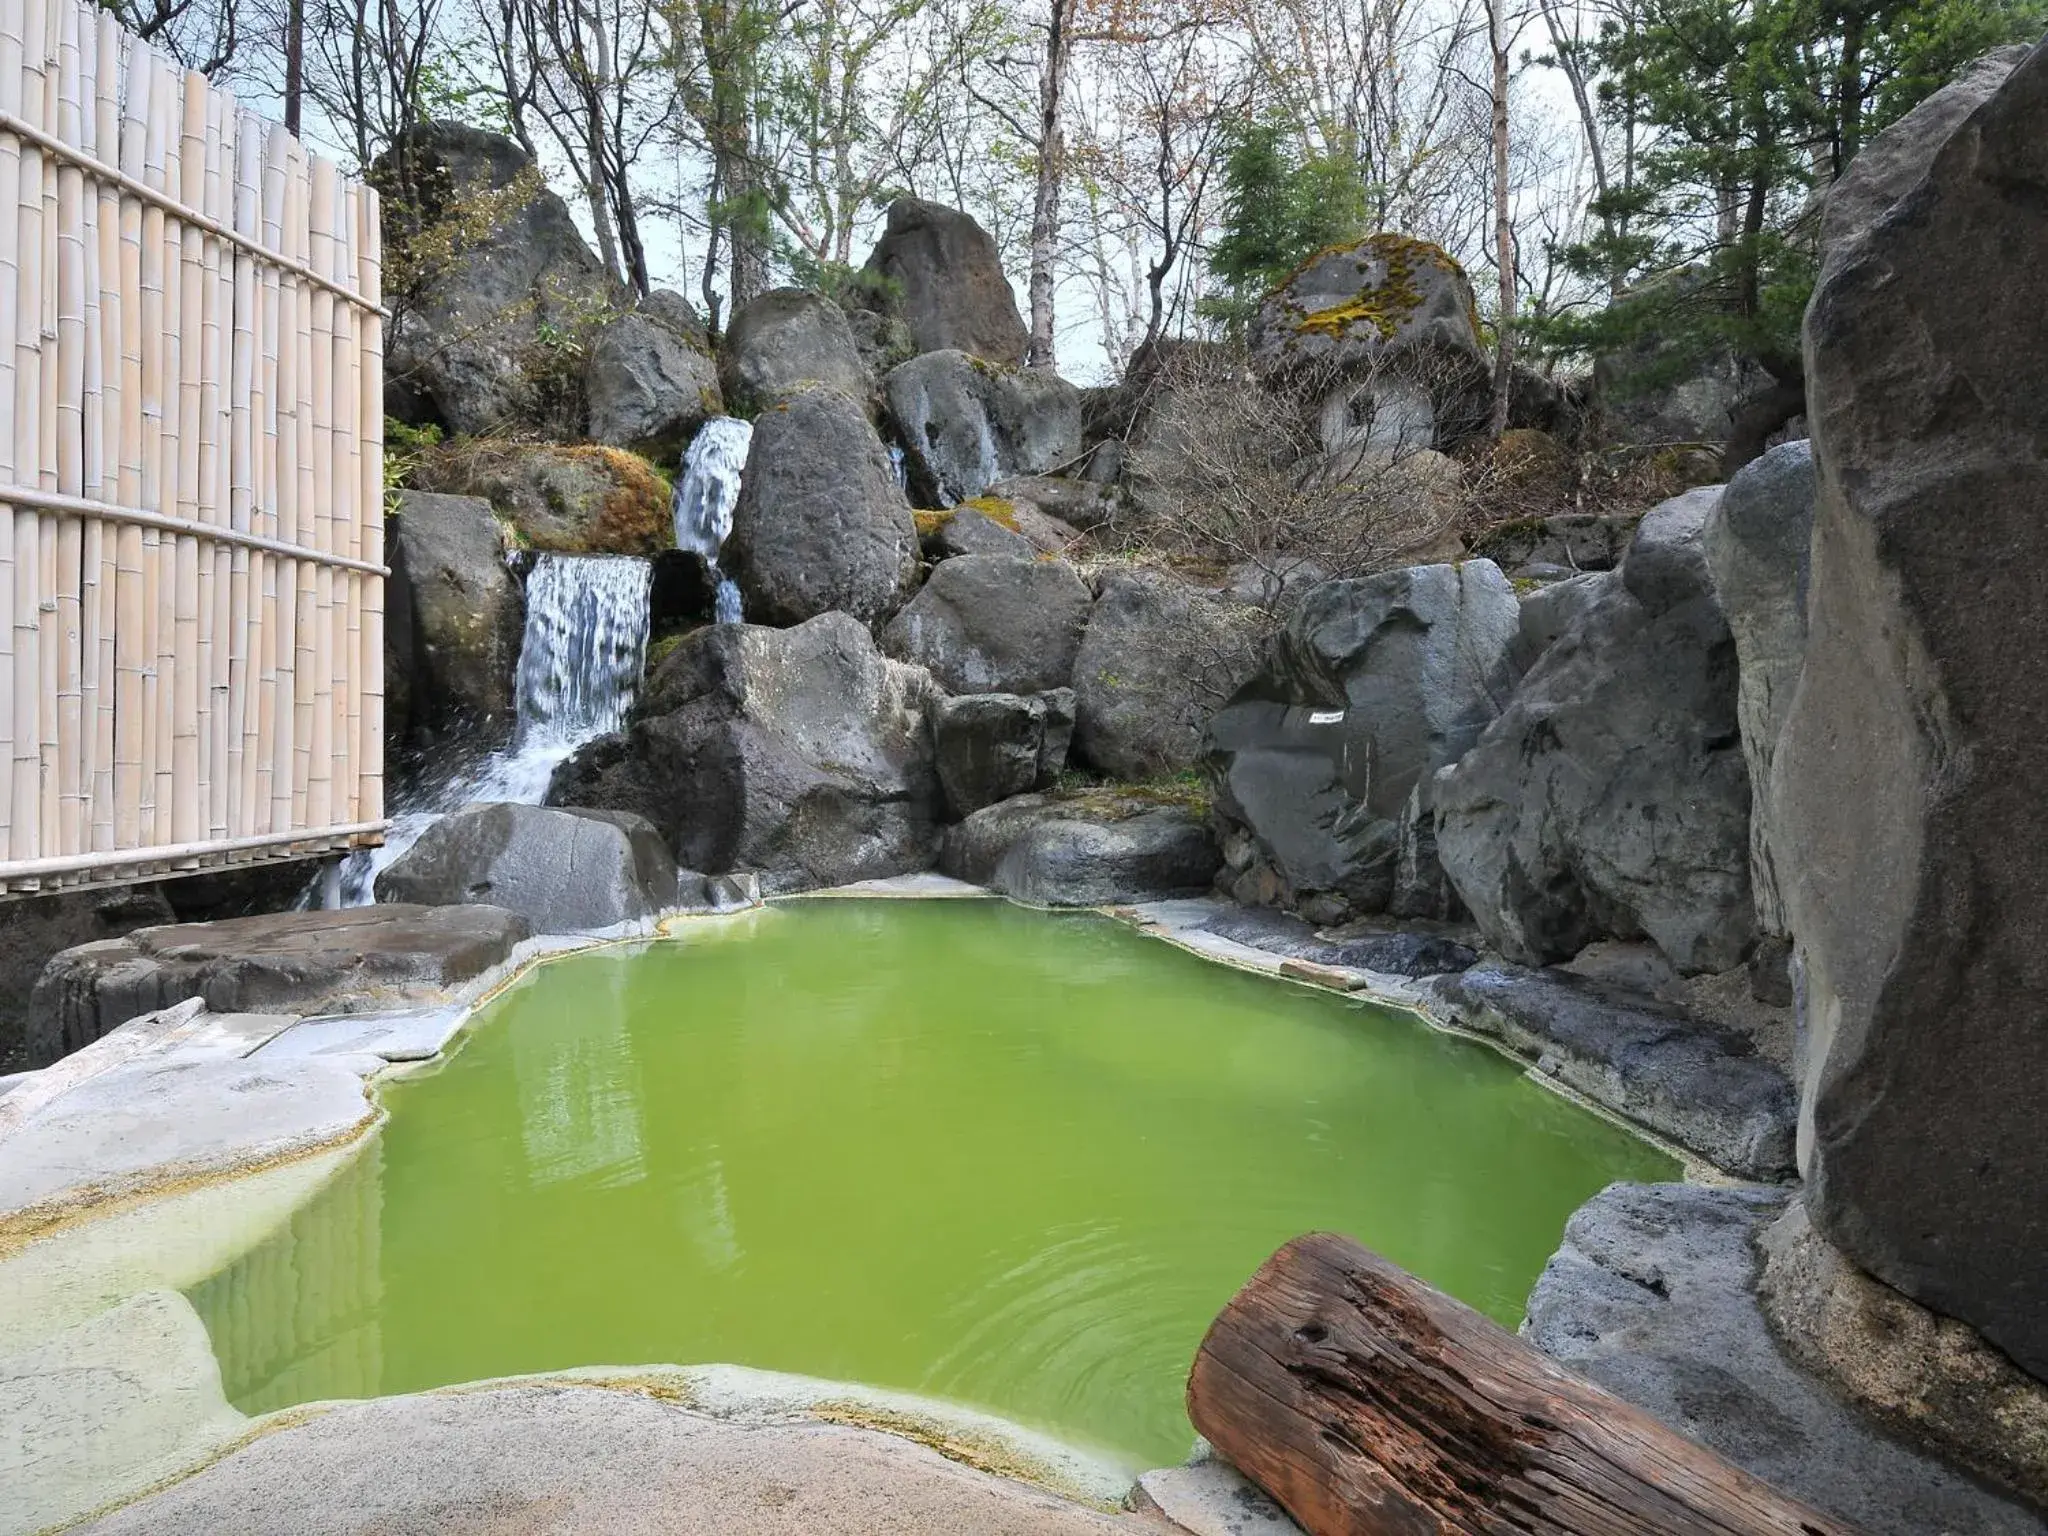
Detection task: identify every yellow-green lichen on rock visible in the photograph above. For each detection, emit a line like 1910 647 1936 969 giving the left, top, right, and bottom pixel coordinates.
1251 232 1487 379
409 439 675 556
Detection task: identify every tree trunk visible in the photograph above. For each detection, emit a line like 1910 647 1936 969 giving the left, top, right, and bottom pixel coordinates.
1025 0 1071 370
1486 0 1514 440
1724 373 1805 472
1188 1233 1857 1535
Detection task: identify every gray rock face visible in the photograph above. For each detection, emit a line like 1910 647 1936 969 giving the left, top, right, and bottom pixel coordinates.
924 507 1033 561
376 802 681 931
388 490 522 736
1775 40 2048 1375
378 123 612 437
1072 568 1259 783
1249 236 1486 381
724 385 920 628
1702 440 1814 938
940 792 1219 906
929 690 1073 817
881 554 1092 695
584 296 721 461
1205 561 1520 919
1432 964 1796 1179
27 905 529 1063
0 885 174 1067
1196 905 1476 979
883 351 1082 506
861 197 1029 365
1435 489 1755 975
549 613 942 894
1525 1183 2043 1536
717 288 871 413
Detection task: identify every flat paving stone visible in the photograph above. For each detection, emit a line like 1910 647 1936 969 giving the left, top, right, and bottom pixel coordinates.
1525 1182 2043 1535
0 1054 372 1221
255 1006 468 1064
73 1384 1151 1536
1135 1458 1301 1535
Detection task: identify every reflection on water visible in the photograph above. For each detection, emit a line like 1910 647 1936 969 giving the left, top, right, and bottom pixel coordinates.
186 1139 384 1414
185 902 1677 1466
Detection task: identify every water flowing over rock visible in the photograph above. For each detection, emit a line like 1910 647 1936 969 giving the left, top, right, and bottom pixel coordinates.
881 554 1093 695
1702 439 1814 938
549 613 944 892
334 554 651 905
1773 39 2048 1376
717 288 871 414
882 350 1083 505
861 197 1030 364
1205 561 1520 920
671 417 753 624
724 385 920 628
1434 489 1754 975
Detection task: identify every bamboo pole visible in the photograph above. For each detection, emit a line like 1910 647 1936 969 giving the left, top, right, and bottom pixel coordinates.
331 175 357 826
134 40 165 844
228 106 255 838
0 0 23 860
169 65 202 849
357 181 381 829
304 152 332 833
52 0 82 854
34 0 58 861
86 6 116 850
260 121 287 834
5 0 43 863
201 81 229 839
111 28 142 847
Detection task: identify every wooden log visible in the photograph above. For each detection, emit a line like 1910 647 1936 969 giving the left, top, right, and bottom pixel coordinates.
1186 1233 1855 1536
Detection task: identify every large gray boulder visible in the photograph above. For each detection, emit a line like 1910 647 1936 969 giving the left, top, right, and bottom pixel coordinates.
388 490 523 736
1071 567 1259 782
883 351 1082 506
881 554 1092 694
584 293 721 463
549 613 942 893
1204 561 1520 920
376 803 681 931
1702 440 1814 938
929 690 1073 817
26 905 529 1063
1435 490 1754 975
861 197 1029 364
717 288 870 414
723 385 920 628
940 792 1219 905
378 123 612 437
1525 1184 2042 1536
1773 41 2048 1376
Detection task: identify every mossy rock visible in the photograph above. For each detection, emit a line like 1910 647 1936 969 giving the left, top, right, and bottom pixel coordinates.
1250 233 1487 381
410 439 674 556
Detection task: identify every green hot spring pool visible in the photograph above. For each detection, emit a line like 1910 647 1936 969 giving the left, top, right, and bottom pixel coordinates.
186 899 1676 1468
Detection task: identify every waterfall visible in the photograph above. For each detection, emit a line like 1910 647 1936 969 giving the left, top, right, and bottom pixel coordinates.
672 416 752 624
325 553 652 907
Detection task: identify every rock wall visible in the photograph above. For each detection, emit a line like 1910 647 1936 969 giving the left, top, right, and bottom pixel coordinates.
1774 39 2048 1375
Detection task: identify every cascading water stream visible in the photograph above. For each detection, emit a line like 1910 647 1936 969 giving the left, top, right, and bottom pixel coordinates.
324 553 652 906
672 416 752 624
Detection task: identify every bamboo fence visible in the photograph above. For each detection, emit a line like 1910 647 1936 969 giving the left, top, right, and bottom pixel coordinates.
0 0 384 895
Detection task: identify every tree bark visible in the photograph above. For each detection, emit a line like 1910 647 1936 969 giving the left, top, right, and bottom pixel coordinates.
1486 0 1514 440
1026 0 1072 370
1188 1233 1857 1536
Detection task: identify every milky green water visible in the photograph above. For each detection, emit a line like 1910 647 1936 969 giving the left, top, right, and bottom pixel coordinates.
186 899 1675 1468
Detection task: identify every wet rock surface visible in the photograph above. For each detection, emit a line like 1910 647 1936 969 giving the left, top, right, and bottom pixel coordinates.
550 613 943 894
941 793 1220 906
884 351 1082 505
929 691 1073 818
26 905 529 1065
388 490 525 736
1526 1182 2043 1535
376 803 682 931
1431 964 1796 1179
